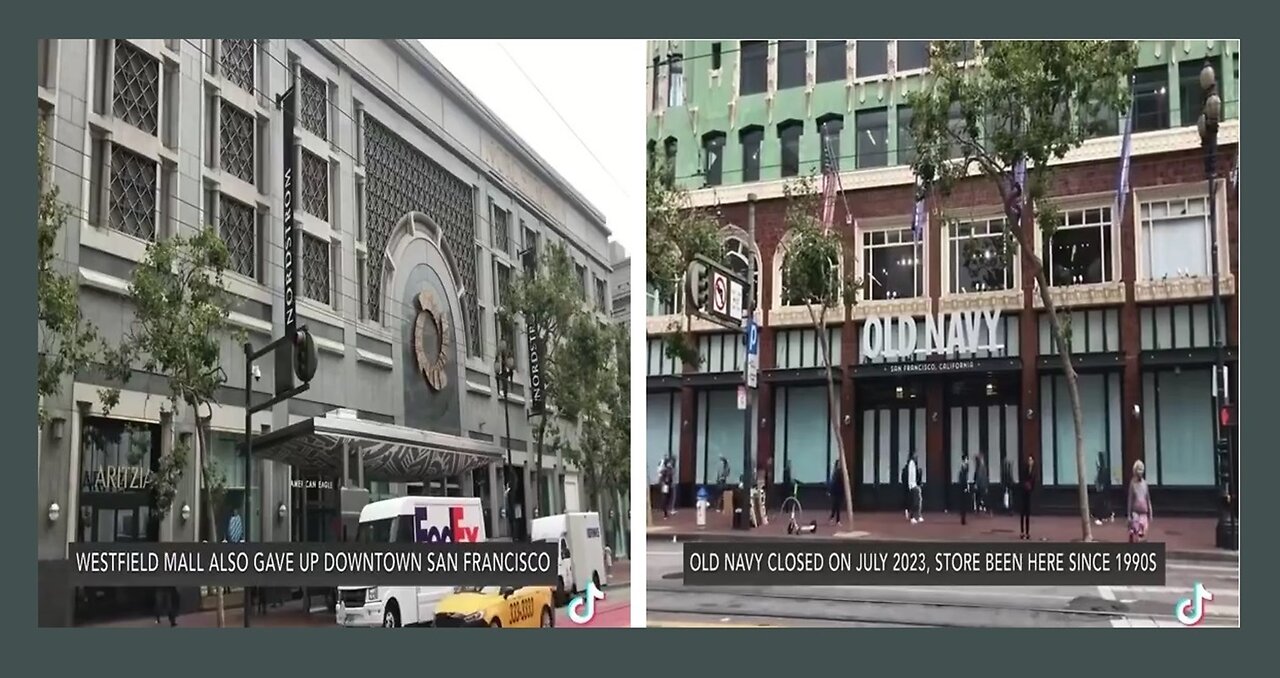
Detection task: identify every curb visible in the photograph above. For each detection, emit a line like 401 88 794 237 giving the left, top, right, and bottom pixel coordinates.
648 531 1239 564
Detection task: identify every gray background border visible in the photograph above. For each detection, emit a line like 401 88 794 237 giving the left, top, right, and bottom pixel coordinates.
11 0 1264 668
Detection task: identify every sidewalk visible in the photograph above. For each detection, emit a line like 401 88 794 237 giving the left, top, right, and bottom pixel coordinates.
647 509 1237 562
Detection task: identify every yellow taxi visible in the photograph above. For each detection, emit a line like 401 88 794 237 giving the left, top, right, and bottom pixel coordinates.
432 586 556 628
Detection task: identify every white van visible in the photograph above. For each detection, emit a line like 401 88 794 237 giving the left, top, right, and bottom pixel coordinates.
335 496 486 627
531 512 607 606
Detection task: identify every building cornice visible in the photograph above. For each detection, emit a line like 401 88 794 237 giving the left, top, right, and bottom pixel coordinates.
684 119 1240 207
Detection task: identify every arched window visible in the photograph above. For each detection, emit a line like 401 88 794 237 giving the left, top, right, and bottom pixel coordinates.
722 234 762 307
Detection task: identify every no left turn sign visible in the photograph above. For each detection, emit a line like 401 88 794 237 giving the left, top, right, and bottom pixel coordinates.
712 275 727 314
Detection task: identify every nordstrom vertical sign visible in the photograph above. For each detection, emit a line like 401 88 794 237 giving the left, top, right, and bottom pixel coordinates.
279 85 298 339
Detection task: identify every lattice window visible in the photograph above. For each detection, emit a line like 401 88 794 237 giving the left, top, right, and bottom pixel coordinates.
299 68 327 140
219 194 257 278
302 233 331 304
219 40 255 94
219 102 255 185
108 144 157 240
362 116 479 355
300 150 329 221
491 204 511 255
112 40 159 135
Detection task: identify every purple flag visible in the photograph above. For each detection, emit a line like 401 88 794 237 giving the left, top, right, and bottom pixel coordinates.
911 178 927 243
1115 108 1134 223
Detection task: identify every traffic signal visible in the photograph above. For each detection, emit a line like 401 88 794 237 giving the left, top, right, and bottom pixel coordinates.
1218 404 1236 428
293 327 318 383
688 261 709 312
1214 437 1230 488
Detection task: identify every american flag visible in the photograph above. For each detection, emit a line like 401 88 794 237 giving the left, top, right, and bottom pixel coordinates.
911 176 927 243
820 135 839 231
1115 101 1134 223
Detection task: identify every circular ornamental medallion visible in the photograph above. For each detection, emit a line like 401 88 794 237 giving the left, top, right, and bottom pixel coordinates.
412 290 450 391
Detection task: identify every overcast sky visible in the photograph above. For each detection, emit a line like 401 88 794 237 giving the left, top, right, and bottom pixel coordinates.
420 40 643 259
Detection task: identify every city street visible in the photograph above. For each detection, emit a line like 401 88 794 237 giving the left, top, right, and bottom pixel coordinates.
647 540 1239 628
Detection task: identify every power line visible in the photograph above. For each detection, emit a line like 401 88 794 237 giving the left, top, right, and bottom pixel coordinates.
493 40 633 201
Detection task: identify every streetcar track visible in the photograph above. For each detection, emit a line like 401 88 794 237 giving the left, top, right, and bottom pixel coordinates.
646 607 954 628
648 583 1131 621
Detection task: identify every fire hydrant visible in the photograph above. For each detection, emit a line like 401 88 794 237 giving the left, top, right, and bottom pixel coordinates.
696 486 709 528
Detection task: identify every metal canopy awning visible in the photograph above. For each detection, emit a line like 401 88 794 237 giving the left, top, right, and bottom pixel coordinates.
244 414 503 483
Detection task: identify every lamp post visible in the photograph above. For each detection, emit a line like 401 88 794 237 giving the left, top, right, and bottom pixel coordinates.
1198 62 1236 551
494 347 519 542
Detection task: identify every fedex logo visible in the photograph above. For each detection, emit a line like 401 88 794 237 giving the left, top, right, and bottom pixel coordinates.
413 506 479 543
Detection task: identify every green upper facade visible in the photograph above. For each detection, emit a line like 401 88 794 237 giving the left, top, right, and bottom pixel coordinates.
647 40 1241 191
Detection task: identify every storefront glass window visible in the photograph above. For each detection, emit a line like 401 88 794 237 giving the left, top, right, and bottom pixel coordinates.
696 389 745 486
1143 369 1214 486
774 386 836 484
1040 373 1122 487
1043 207 1114 286
863 227 923 300
1140 196 1211 280
647 392 681 484
948 218 1014 293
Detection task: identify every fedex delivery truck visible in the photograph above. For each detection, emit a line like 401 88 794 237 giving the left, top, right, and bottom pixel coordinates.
336 496 485 627
531 512 607 606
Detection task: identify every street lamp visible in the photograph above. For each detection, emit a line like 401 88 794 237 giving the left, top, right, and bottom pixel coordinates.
493 346 519 542
1198 62 1236 551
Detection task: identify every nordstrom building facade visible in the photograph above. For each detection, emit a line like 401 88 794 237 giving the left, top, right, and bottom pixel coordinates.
645 40 1240 516
37 39 623 622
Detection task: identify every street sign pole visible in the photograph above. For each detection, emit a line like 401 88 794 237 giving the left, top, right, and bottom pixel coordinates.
739 194 758 530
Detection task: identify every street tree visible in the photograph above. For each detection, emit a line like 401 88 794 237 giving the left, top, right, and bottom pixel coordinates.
780 175 861 526
104 226 241 625
37 120 119 423
559 317 629 540
646 160 721 365
502 242 584 517
904 40 1137 540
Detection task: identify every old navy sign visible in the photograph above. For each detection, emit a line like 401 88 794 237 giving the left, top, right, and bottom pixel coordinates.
413 505 480 543
862 310 1004 361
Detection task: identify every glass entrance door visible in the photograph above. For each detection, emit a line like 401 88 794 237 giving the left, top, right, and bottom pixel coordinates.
943 378 1020 512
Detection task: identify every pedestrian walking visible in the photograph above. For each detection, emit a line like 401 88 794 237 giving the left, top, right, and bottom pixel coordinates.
664 455 678 516
227 508 245 543
1019 455 1037 540
958 454 971 526
1093 451 1114 525
827 460 844 526
1128 460 1152 543
975 453 989 515
762 458 775 512
781 458 794 506
153 586 178 626
902 453 923 524
1001 457 1015 515
658 456 674 518
715 456 730 512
